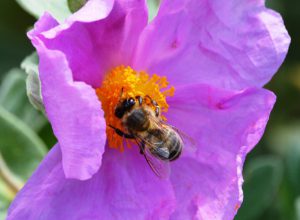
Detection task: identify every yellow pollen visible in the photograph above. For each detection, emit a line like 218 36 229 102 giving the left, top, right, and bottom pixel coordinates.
96 66 175 151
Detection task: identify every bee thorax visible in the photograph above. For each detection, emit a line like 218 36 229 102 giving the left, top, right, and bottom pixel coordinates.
125 109 150 132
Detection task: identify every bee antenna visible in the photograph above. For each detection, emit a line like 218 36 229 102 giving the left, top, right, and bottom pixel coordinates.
108 124 116 129
119 87 124 100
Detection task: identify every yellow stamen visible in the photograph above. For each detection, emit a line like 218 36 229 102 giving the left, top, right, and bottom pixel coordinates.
96 66 175 151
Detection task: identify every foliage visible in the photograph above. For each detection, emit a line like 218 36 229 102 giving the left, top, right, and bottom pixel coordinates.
15 0 70 22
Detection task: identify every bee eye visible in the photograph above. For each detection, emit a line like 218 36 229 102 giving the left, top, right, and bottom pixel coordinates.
128 98 135 105
114 107 124 118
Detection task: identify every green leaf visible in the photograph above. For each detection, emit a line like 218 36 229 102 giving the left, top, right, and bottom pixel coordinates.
0 179 12 219
0 206 7 220
147 0 159 21
0 69 27 113
0 68 47 131
21 52 45 113
15 0 71 22
21 52 39 77
235 157 283 220
67 0 88 13
0 1 35 75
0 211 7 220
295 197 300 220
38 123 57 149
274 178 297 220
0 153 23 209
0 106 47 180
267 124 300 156
286 145 300 196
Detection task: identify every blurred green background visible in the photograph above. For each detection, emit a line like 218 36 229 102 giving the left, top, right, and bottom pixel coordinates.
0 0 299 219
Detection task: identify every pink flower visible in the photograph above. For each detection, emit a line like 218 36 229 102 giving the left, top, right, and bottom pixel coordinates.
8 0 290 219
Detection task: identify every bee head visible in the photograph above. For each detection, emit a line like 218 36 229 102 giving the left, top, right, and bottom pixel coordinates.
114 98 136 119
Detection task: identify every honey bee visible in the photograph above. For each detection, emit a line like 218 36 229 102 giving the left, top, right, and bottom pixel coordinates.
109 89 184 178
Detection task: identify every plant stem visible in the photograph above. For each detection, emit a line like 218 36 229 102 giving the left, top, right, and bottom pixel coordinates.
0 153 23 195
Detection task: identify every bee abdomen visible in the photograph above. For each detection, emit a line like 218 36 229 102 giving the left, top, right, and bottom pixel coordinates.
167 133 182 161
152 129 182 161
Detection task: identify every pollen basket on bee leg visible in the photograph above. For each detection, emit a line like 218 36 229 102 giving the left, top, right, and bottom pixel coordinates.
96 66 175 151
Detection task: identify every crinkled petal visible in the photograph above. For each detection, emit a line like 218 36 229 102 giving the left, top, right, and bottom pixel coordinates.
28 12 59 36
8 144 176 220
133 0 290 89
165 84 276 219
29 0 148 88
27 0 148 180
31 39 106 180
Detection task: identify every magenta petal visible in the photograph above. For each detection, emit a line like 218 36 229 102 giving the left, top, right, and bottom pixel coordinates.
165 84 276 219
8 145 176 220
32 39 106 180
133 0 290 89
28 13 59 37
26 0 148 180
30 0 148 88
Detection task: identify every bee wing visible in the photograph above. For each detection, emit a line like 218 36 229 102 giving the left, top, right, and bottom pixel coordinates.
151 116 197 154
135 138 171 179
168 124 197 153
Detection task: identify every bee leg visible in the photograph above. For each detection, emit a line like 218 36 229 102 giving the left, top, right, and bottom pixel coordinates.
145 95 160 117
139 141 146 155
154 104 160 117
108 125 134 139
135 96 143 106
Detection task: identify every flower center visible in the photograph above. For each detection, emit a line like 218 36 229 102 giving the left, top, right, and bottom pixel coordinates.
96 66 175 151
